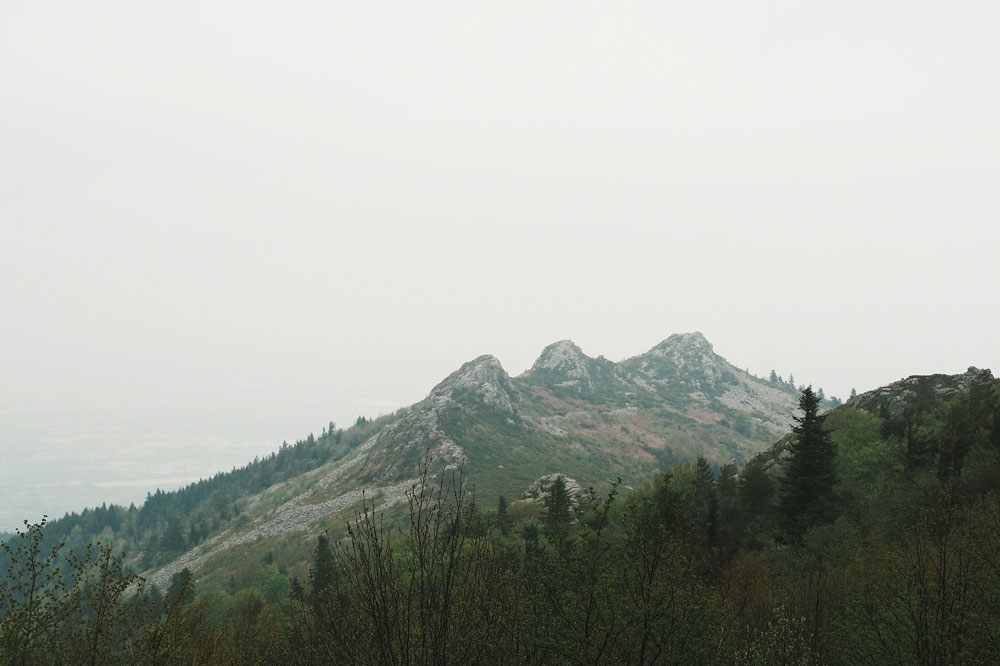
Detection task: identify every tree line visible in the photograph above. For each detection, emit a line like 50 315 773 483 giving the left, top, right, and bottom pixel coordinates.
3 376 1000 665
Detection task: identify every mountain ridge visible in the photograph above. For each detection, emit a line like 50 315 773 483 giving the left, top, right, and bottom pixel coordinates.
4 332 833 594
140 332 820 588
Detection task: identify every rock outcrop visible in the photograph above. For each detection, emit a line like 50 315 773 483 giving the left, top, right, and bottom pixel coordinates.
517 473 588 506
846 367 995 418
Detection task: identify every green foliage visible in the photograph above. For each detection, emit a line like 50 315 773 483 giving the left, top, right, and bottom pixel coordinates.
496 495 511 535
781 387 838 537
0 518 158 665
308 534 335 606
542 475 573 533
5 371 1000 664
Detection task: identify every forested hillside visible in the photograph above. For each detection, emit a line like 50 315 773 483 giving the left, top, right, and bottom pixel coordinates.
1 334 829 597
2 366 999 664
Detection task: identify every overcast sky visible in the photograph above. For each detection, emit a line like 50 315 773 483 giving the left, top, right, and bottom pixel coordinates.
2 1 998 507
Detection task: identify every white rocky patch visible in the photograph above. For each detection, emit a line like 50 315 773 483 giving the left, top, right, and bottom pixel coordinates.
718 376 799 435
516 474 588 506
536 340 591 378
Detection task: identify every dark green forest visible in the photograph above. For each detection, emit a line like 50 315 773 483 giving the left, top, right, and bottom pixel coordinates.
3 374 1000 665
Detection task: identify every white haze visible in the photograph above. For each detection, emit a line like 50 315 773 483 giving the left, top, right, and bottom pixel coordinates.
1 1 998 528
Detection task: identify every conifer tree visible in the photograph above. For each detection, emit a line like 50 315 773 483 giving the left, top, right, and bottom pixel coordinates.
544 475 574 529
740 459 773 516
780 386 836 536
497 495 511 535
167 568 194 605
694 457 718 544
309 533 336 605
992 402 1000 450
290 575 305 603
162 516 186 553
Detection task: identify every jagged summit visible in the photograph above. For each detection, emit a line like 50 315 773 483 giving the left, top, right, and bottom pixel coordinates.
430 354 518 414
525 340 593 382
520 338 625 397
117 331 828 589
623 331 729 386
652 331 714 353
531 340 589 372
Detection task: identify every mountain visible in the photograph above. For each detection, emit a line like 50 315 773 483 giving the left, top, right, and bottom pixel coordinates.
140 332 822 589
7 355 999 665
5 333 821 593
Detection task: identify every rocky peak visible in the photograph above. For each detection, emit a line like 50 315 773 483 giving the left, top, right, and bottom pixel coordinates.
624 331 732 389
528 340 592 380
651 331 715 357
429 354 519 414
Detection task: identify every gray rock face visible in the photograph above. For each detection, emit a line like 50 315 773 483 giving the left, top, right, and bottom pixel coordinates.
527 340 593 386
626 331 729 389
846 367 995 418
431 354 520 414
517 474 588 506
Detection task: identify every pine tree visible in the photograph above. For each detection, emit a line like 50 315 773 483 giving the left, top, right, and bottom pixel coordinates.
740 459 773 516
497 495 511 535
167 568 194 605
936 399 974 479
770 370 779 383
544 475 574 529
694 457 718 545
780 386 837 537
850 387 857 399
788 374 795 390
161 516 186 553
309 534 336 605
290 576 306 602
992 402 1000 451
717 462 738 502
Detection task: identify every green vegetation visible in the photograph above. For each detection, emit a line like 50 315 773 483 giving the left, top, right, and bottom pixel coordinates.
0 415 395 599
3 372 1000 664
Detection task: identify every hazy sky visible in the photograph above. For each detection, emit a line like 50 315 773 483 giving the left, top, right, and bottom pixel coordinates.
2 1 998 516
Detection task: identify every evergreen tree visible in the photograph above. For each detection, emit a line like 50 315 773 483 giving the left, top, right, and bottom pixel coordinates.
290 575 306 602
309 533 336 604
780 386 837 537
162 515 186 553
694 457 718 544
788 374 796 390
992 402 1000 450
770 370 779 383
740 459 773 516
497 495 511 535
817 387 825 401
937 399 974 479
904 412 931 474
167 567 194 605
544 475 574 529
850 387 857 399
717 462 738 501
147 584 164 618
